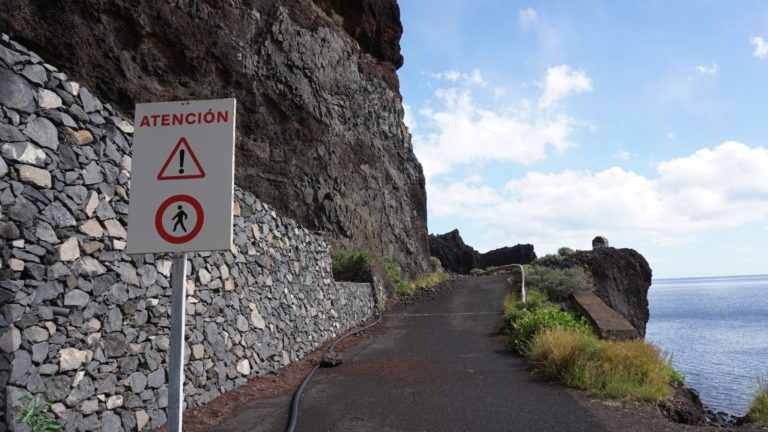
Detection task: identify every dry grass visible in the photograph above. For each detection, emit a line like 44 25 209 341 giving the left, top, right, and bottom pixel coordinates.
529 328 674 401
409 271 448 292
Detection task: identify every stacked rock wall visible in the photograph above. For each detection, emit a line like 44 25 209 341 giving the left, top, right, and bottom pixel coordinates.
0 35 379 431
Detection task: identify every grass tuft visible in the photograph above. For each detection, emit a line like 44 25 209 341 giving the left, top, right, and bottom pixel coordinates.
748 379 768 426
410 271 448 291
528 328 675 401
331 250 372 282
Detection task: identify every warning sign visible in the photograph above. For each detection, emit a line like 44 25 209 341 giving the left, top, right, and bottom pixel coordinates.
126 98 236 254
157 137 206 180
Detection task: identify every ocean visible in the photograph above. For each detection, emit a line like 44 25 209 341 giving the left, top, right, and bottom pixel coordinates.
646 274 768 416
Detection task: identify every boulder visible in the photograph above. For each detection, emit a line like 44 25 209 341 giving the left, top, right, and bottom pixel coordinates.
564 247 652 336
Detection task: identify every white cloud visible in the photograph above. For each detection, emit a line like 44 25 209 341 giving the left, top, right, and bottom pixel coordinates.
428 69 487 86
667 132 677 140
413 86 577 179
695 63 718 75
411 66 594 180
615 150 631 160
403 103 416 131
427 142 768 251
538 65 593 109
750 36 768 58
518 7 539 28
517 7 561 55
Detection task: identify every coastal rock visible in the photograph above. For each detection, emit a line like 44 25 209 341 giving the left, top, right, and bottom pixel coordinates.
564 247 652 336
658 386 708 426
480 244 537 268
428 229 482 274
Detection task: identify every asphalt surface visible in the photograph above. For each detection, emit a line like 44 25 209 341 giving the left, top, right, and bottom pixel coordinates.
216 275 608 432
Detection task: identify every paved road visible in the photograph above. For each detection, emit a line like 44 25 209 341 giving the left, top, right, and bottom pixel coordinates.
217 275 607 432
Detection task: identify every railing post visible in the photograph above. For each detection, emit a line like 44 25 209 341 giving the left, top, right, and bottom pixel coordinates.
512 264 526 303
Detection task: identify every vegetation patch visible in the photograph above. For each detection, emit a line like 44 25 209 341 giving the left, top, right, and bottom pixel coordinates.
383 258 411 296
500 290 592 353
410 271 448 291
382 258 448 298
500 280 683 404
331 250 373 282
749 380 768 426
16 394 60 432
529 328 677 401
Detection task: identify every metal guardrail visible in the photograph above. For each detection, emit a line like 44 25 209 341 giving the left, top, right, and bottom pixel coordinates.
478 264 526 302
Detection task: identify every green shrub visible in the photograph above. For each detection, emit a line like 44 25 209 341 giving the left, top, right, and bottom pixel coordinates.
534 254 564 267
428 257 444 273
526 265 592 301
749 380 768 427
507 307 593 352
383 259 411 296
528 328 675 401
16 394 60 432
331 250 372 282
663 363 685 386
558 247 575 256
469 268 485 276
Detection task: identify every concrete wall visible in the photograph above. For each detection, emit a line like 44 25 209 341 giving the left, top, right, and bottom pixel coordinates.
0 34 381 431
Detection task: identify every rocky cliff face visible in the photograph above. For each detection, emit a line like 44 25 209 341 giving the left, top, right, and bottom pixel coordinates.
429 229 536 274
0 0 429 277
564 247 652 336
428 230 481 274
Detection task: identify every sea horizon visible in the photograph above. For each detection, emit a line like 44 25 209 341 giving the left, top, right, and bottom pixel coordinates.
646 274 768 415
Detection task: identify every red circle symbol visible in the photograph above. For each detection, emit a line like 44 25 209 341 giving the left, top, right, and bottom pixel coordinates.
155 194 204 244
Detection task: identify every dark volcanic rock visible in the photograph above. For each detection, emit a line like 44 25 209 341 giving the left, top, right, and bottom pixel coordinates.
0 0 429 277
659 386 708 426
480 244 536 268
428 229 481 274
564 247 652 336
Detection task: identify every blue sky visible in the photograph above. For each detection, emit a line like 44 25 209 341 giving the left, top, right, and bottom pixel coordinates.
397 1 768 278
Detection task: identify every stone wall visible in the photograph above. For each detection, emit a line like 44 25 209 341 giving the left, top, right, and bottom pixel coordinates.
0 0 431 279
0 35 379 431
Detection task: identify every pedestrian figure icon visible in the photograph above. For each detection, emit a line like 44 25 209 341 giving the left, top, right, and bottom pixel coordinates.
172 205 188 233
154 194 204 245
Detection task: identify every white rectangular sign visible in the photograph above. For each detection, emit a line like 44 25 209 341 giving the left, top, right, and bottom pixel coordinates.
126 98 236 254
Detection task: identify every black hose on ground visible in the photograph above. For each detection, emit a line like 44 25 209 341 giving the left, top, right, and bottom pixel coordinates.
285 309 384 432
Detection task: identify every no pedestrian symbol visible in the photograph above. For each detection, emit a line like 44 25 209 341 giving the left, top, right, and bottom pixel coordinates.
126 98 236 254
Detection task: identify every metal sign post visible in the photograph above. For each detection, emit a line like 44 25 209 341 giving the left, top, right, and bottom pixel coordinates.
127 98 236 432
167 252 188 432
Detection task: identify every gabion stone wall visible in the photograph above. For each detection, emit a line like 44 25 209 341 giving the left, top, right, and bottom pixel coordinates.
0 35 379 431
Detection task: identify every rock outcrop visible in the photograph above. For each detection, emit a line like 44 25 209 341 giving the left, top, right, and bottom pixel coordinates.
428 229 481 274
480 244 537 268
0 0 429 278
429 229 536 274
564 247 652 336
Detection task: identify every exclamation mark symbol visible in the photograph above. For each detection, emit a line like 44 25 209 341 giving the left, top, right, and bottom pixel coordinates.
178 149 185 174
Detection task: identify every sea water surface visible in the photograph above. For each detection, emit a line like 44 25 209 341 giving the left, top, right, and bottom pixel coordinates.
646 274 768 415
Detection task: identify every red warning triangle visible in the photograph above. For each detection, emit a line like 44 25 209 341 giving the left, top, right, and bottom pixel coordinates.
157 137 206 180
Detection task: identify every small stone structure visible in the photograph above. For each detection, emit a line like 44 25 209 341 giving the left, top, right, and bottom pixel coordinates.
0 35 382 431
591 236 609 249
